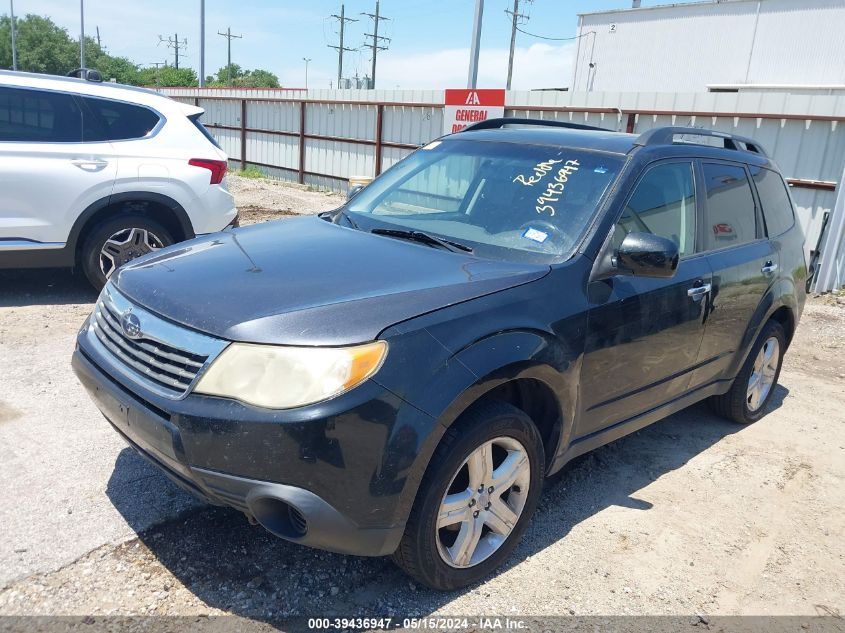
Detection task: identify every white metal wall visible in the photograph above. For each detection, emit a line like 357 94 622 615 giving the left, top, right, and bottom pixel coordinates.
162 87 845 290
574 0 845 92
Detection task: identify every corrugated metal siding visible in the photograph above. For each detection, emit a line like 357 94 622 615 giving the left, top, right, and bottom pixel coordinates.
160 87 845 288
576 0 845 92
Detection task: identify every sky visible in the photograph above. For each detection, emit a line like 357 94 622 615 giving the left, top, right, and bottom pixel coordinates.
7 0 702 89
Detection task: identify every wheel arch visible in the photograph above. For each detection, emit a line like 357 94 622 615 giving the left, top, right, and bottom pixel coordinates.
391 328 582 527
69 192 195 264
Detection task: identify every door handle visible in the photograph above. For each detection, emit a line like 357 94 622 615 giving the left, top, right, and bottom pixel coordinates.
71 158 109 170
687 283 712 302
761 262 778 275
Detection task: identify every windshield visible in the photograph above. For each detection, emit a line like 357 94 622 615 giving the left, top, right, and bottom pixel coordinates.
345 138 623 263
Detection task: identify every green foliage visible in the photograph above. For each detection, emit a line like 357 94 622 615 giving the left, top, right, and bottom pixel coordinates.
0 13 199 86
137 65 198 87
235 165 265 179
208 64 280 88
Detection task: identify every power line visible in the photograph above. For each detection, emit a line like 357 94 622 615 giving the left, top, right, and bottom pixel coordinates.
158 33 188 69
217 27 243 85
328 4 357 87
362 0 390 89
505 0 532 90
514 24 594 41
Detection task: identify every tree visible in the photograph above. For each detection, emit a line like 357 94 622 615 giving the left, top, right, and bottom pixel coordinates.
208 64 279 88
137 65 198 87
1 14 139 84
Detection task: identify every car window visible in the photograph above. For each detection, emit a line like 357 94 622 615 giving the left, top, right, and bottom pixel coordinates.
371 153 482 215
751 166 795 237
81 96 160 142
345 139 623 264
702 163 757 250
0 86 83 143
612 161 697 257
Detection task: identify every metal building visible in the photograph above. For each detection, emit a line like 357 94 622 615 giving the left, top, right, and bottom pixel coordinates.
572 0 845 93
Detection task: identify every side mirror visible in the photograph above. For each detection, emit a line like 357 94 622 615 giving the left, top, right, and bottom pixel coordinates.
347 184 366 201
615 232 679 278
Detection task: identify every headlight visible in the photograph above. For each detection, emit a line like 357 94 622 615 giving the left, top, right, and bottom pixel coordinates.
194 341 388 409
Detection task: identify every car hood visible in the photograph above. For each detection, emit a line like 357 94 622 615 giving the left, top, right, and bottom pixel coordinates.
114 217 549 345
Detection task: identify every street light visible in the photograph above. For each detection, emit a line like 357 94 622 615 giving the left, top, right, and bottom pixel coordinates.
303 57 311 90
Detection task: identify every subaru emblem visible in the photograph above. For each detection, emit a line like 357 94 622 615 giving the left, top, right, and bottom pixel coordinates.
120 311 142 339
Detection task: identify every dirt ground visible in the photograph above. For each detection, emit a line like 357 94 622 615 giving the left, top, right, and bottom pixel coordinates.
0 175 843 621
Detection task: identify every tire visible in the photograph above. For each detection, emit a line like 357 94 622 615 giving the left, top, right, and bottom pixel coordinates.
81 215 173 290
392 400 545 590
709 320 786 424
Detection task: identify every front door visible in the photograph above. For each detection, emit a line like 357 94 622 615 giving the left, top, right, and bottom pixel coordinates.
578 160 711 439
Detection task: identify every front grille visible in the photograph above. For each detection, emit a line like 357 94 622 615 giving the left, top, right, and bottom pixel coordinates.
92 296 208 395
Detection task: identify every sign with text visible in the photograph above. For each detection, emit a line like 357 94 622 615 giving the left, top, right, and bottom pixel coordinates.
443 89 506 135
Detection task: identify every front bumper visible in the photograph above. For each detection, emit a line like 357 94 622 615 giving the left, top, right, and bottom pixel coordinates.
72 345 416 557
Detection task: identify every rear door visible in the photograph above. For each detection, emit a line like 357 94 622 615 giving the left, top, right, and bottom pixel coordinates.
689 160 778 389
578 160 713 438
0 86 117 246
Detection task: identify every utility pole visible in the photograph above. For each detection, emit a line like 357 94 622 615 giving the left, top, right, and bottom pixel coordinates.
199 0 206 87
467 0 484 88
79 0 86 68
159 33 188 69
505 0 530 90
10 0 17 71
217 28 242 86
302 57 311 89
362 0 389 89
95 26 101 47
328 4 357 87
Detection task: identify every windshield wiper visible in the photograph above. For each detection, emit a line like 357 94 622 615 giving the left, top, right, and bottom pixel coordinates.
371 228 473 254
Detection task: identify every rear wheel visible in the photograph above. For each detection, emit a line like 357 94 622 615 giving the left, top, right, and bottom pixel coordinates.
709 320 786 424
392 400 544 590
81 215 173 290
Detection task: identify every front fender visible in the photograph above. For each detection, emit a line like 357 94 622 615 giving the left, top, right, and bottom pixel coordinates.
374 327 580 525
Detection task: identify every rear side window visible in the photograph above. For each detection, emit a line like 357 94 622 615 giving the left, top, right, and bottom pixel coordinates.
189 114 221 149
702 163 757 250
0 86 83 143
81 96 160 142
751 166 795 237
613 161 697 257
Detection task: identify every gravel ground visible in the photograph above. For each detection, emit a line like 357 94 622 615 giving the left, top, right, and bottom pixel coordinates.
227 174 344 224
0 176 843 620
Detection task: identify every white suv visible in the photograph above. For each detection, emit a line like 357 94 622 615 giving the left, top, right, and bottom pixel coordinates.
0 70 237 288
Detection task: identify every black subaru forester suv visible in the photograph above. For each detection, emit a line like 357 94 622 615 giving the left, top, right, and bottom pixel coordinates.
73 119 805 590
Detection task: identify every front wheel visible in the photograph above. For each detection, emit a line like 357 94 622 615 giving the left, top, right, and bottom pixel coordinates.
709 320 786 424
392 400 544 590
81 215 173 290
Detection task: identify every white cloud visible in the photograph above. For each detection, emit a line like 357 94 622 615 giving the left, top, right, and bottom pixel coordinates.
375 42 575 90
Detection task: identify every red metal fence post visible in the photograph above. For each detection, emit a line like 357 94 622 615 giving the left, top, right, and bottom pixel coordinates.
240 99 247 170
375 104 384 176
299 101 306 184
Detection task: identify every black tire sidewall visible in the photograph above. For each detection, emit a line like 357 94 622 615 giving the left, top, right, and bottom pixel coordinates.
81 215 173 290
736 321 787 423
400 402 545 590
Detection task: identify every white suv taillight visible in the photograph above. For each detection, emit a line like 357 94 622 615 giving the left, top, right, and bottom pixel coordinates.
189 158 228 185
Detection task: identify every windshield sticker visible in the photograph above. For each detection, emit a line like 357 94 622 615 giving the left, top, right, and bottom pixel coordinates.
522 227 549 243
421 140 442 150
512 159 564 186
594 166 608 174
535 160 580 216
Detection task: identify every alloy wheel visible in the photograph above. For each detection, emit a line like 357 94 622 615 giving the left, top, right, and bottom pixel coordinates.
747 336 780 412
99 227 165 278
436 436 531 569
